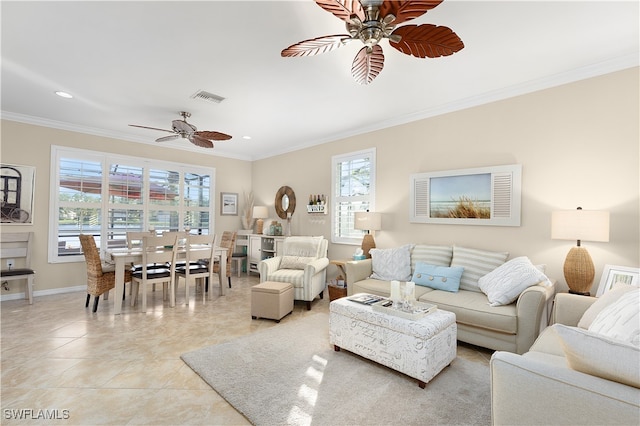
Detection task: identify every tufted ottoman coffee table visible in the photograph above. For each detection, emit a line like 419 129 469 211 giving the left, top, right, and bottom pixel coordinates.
329 294 457 388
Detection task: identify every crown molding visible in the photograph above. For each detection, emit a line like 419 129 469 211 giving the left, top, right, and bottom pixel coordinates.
3 53 637 162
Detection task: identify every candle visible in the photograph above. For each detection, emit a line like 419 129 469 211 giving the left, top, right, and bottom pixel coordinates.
390 280 400 302
405 281 415 302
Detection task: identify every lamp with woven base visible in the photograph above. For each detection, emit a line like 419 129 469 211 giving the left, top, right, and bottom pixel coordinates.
253 206 269 235
552 207 609 296
354 211 381 258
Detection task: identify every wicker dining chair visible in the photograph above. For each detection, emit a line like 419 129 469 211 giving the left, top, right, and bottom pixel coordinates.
79 234 132 313
211 231 237 289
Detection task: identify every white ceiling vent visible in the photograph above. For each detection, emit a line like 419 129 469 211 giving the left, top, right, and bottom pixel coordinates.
191 90 225 104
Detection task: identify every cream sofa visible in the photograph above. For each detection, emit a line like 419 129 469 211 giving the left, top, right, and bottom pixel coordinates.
491 291 640 425
345 244 556 354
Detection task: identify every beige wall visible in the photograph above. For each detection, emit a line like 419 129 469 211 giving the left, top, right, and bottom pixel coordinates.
0 121 252 293
252 68 639 292
1 67 638 297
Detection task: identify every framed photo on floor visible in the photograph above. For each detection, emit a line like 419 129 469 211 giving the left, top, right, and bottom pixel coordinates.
595 264 640 297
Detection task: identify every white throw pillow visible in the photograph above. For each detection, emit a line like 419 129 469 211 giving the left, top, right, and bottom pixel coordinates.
280 256 315 270
283 236 323 257
478 256 550 306
370 244 413 281
578 283 638 329
450 245 509 292
588 288 640 346
554 324 640 389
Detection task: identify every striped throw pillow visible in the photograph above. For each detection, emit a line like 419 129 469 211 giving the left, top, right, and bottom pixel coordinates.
450 245 509 292
411 245 453 273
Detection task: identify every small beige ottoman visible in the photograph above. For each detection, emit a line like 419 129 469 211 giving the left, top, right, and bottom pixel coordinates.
251 281 294 322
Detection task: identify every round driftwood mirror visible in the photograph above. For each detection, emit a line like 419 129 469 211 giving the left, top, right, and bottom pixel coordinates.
275 186 296 219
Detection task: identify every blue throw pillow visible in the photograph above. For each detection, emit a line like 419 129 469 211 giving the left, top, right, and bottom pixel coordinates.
412 262 464 292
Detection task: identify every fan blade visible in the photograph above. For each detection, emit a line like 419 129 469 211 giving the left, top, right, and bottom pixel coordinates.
315 0 364 22
379 1 443 25
389 24 464 58
129 124 174 134
156 134 180 143
281 35 353 57
351 45 384 85
195 131 232 141
189 135 214 149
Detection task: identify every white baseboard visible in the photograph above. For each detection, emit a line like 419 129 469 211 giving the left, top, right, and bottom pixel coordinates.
0 285 85 302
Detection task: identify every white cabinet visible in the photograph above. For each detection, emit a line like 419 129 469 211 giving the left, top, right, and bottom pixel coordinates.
247 234 285 275
248 235 262 275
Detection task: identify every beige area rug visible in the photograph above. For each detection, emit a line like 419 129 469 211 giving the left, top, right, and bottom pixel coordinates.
181 313 490 425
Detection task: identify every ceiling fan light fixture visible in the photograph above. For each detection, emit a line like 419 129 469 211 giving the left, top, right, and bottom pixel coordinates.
129 111 231 149
282 0 463 85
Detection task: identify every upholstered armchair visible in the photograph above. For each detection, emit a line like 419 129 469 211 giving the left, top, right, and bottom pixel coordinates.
258 236 329 310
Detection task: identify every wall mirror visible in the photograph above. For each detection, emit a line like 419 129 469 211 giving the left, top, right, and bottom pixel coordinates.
275 186 296 219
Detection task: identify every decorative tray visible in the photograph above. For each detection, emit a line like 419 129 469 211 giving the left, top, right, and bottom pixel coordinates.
371 299 437 320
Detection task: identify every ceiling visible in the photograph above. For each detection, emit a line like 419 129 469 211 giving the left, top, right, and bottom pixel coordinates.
2 1 638 161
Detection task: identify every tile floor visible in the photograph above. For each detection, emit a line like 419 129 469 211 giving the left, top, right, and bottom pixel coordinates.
1 274 492 425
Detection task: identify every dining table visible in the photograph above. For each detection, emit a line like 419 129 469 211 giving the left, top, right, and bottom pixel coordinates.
107 245 227 315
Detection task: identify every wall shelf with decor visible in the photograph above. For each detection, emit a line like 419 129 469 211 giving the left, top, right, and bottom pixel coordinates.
306 205 327 214
307 194 328 214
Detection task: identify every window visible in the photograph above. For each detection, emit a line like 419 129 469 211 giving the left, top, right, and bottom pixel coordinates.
49 146 215 263
331 148 376 244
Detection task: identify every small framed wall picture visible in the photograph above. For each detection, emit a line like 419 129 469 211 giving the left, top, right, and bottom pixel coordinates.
1 163 36 224
595 264 640 297
220 192 239 216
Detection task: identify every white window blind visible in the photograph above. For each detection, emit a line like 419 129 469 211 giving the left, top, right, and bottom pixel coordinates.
331 148 376 244
49 146 215 263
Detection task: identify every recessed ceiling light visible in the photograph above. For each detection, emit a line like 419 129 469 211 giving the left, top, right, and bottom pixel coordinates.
55 91 73 99
242 136 252 140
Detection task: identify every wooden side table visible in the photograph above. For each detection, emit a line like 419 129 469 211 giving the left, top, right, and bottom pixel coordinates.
330 259 348 281
329 259 350 301
328 284 347 301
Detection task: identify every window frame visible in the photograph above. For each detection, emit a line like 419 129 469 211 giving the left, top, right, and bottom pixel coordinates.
49 146 215 263
331 148 376 245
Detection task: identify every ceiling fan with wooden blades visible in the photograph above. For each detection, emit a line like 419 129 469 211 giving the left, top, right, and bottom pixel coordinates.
129 111 232 149
281 0 464 85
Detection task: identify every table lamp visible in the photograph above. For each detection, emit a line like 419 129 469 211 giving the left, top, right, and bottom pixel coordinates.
354 211 381 258
253 206 269 234
551 207 609 295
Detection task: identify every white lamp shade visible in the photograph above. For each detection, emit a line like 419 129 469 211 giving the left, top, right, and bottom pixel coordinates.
551 210 609 242
354 212 381 231
252 206 269 219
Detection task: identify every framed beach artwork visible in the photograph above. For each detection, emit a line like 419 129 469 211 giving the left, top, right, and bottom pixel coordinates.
409 164 522 226
1 163 35 224
220 192 238 216
595 264 640 297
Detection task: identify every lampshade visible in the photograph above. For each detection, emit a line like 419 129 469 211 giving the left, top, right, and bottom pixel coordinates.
551 208 610 296
354 212 381 232
551 210 610 243
354 211 381 259
252 206 269 219
252 206 269 234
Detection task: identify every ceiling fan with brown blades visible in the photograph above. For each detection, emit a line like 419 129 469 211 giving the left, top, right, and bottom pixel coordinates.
281 0 464 85
129 111 231 149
